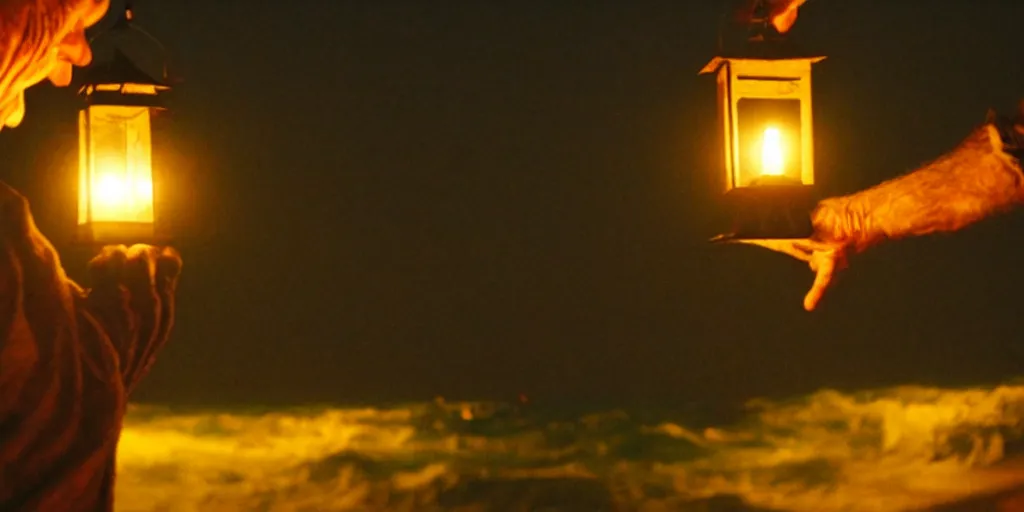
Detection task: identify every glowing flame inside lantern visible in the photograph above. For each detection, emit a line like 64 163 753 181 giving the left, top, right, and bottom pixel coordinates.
78 105 157 229
92 164 154 222
760 126 784 176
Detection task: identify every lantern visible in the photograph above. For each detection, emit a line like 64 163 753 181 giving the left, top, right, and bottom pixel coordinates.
700 1 825 241
76 4 171 244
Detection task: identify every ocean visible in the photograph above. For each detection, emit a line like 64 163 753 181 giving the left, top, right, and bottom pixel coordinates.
114 382 1024 511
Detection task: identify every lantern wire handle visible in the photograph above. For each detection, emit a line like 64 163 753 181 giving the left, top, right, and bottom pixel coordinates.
87 1 174 84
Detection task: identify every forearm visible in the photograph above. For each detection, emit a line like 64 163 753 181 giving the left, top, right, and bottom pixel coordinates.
814 120 1024 251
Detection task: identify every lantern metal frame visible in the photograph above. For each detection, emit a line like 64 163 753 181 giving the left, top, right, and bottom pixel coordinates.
701 0 826 242
75 2 174 246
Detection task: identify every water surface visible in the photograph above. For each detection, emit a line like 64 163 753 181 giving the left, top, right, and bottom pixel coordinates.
116 382 1024 511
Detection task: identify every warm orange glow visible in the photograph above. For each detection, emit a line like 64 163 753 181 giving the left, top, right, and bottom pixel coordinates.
91 164 153 220
760 126 784 176
78 104 155 227
700 56 824 190
93 83 159 95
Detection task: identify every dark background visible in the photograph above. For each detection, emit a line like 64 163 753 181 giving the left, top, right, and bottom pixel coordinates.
2 0 1023 410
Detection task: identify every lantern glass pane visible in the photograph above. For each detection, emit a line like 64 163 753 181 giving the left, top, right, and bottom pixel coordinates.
735 98 803 187
82 105 155 225
78 110 89 225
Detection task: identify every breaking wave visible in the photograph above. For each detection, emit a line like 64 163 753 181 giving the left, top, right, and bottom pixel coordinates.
115 382 1024 511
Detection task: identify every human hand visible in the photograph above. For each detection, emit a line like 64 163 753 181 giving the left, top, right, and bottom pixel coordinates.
83 244 182 394
0 182 178 393
739 237 847 311
733 198 855 312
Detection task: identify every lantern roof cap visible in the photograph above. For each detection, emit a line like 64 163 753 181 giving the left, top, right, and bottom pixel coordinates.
78 48 169 89
703 13 826 76
75 2 176 92
699 54 826 75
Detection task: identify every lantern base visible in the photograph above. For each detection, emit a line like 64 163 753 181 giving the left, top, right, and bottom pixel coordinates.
75 222 173 247
711 184 817 243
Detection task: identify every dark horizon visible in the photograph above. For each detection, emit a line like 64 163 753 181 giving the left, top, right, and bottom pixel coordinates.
2 0 1024 409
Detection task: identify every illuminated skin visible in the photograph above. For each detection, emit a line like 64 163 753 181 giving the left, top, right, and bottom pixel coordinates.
0 0 182 510
733 0 809 34
0 0 109 128
740 0 1024 311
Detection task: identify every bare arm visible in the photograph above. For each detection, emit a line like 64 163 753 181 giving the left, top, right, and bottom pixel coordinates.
744 0 1024 245
753 112 1024 311
731 0 1024 310
814 118 1024 251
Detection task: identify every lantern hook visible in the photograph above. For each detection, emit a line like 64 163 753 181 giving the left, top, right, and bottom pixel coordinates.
88 1 174 84
716 0 788 55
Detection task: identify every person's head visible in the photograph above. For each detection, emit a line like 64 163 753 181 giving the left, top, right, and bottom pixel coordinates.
0 0 110 131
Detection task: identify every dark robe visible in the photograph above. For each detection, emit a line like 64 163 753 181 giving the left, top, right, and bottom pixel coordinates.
0 182 181 511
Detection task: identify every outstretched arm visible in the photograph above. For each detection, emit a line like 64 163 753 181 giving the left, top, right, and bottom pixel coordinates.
815 117 1024 251
736 0 1024 244
731 0 1024 310
750 111 1024 311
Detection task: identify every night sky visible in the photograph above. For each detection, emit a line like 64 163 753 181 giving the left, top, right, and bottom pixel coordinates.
2 0 1024 410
